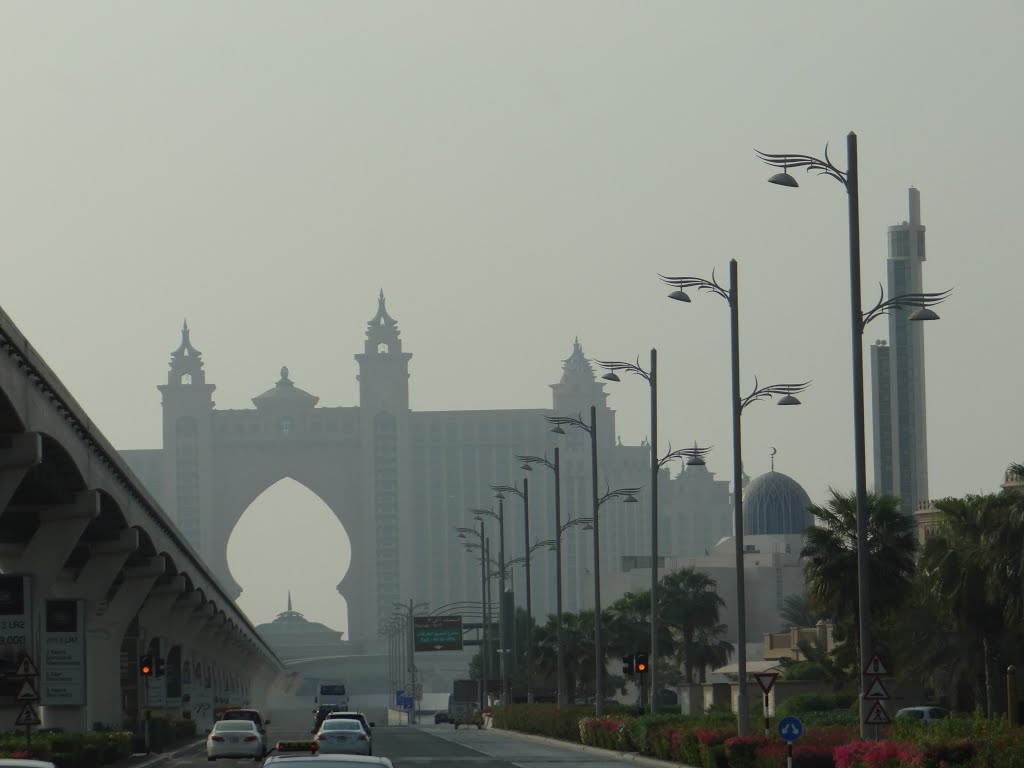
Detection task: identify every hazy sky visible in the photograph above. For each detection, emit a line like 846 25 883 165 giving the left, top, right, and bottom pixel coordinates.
2 2 1021 632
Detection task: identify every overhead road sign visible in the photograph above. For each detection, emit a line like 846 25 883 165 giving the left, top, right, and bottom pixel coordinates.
414 616 463 651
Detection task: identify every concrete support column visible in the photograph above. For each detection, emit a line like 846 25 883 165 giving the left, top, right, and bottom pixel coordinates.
164 592 204 647
44 529 139 732
137 576 186 717
0 433 41 510
86 558 165 728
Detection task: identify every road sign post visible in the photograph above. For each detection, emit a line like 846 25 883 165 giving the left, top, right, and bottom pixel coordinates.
862 654 891 732
755 672 779 737
14 654 40 752
777 715 803 768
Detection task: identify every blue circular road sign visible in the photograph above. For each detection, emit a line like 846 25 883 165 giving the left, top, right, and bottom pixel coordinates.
777 715 803 741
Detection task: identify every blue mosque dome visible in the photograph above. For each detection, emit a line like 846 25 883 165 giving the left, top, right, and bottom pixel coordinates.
743 470 813 535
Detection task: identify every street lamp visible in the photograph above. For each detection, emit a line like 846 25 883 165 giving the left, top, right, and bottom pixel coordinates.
392 598 429 724
545 407 605 712
660 259 808 734
598 352 713 712
756 135 950 736
491 480 533 702
516 450 567 707
470 502 508 705
459 527 493 708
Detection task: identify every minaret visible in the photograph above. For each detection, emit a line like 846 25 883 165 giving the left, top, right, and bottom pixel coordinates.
157 321 216 558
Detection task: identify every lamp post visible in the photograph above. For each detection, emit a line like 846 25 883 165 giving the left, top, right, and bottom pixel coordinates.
457 525 492 707
516 449 565 707
756 136 950 735
492 480 533 702
470 502 508 705
393 598 429 724
597 352 713 712
545 407 604 712
660 260 809 734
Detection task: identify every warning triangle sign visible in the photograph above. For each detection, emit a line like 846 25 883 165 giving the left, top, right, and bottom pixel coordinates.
864 676 890 700
15 702 41 727
863 654 888 676
864 701 891 725
14 655 38 678
15 679 38 702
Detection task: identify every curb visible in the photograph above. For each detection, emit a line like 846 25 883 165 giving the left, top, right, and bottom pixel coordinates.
463 726 699 768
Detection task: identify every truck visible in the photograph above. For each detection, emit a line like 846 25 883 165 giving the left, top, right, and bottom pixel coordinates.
314 679 350 710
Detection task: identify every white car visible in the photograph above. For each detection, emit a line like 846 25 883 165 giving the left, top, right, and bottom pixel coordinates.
314 718 372 755
207 719 265 760
0 761 58 768
265 745 393 768
894 706 951 724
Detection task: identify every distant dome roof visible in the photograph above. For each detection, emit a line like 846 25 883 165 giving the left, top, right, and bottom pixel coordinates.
253 367 319 408
743 470 812 535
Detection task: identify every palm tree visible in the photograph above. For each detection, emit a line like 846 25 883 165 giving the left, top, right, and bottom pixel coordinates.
780 591 827 630
659 566 728 684
534 610 596 700
919 494 1011 715
985 466 1024 627
801 489 917 670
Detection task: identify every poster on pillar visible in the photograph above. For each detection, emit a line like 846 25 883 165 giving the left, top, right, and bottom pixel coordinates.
0 575 32 699
41 599 85 706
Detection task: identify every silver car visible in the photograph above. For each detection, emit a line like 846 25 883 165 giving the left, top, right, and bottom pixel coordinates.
314 718 372 755
207 719 265 761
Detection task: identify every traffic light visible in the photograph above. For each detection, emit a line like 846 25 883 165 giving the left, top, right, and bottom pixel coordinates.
155 657 167 678
621 653 635 676
635 652 649 675
139 655 154 677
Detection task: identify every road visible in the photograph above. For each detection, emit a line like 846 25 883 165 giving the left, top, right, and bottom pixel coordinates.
162 704 650 768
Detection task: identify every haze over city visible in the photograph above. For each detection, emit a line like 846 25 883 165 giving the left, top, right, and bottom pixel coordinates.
2 2 1020 635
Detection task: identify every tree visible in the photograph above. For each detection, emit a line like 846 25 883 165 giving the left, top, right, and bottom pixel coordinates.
659 566 729 684
919 494 1011 716
780 591 827 630
801 489 917 671
533 610 597 700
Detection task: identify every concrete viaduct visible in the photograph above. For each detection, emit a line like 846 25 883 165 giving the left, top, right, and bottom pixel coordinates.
0 306 291 732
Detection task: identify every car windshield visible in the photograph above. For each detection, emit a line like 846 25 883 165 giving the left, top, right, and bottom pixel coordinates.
214 721 256 732
323 720 362 731
320 685 346 695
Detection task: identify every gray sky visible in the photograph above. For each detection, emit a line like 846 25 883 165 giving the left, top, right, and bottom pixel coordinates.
2 2 1020 631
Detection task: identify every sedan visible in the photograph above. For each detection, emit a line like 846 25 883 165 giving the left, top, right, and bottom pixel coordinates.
207 720 264 760
314 719 372 756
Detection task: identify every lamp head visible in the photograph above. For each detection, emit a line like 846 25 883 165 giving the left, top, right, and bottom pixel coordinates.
550 425 565 435
601 371 621 382
685 455 706 466
908 307 940 321
768 171 799 188
582 522 593 531
668 289 691 303
776 394 801 406
520 462 533 471
623 494 639 504
495 491 505 500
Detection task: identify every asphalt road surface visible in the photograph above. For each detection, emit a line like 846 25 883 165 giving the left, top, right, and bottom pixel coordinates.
165 705 645 768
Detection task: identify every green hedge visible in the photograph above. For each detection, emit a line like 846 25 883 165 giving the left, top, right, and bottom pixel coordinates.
0 730 133 768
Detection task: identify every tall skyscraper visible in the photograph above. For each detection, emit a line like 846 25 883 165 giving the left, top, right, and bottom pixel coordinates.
870 187 930 515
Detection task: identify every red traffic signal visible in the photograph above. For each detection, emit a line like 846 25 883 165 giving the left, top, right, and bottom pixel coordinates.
139 655 154 677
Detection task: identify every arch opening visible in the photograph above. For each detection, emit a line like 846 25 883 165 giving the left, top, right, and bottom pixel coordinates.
226 478 351 637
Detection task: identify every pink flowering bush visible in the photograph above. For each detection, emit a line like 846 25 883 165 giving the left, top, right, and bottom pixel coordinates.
578 715 631 751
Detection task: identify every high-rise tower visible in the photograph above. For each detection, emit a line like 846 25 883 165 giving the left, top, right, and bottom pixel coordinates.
870 188 930 515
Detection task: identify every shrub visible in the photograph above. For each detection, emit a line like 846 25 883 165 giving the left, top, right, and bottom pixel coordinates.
778 693 856 717
579 716 630 751
492 704 592 741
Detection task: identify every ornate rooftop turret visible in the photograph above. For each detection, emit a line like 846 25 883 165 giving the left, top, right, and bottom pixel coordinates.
550 338 608 411
166 319 209 386
365 290 403 354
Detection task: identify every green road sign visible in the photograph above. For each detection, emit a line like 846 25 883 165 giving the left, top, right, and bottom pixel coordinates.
414 616 463 651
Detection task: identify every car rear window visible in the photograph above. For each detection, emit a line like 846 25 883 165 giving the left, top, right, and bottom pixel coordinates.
224 711 262 722
323 720 361 731
320 685 346 695
214 721 256 731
